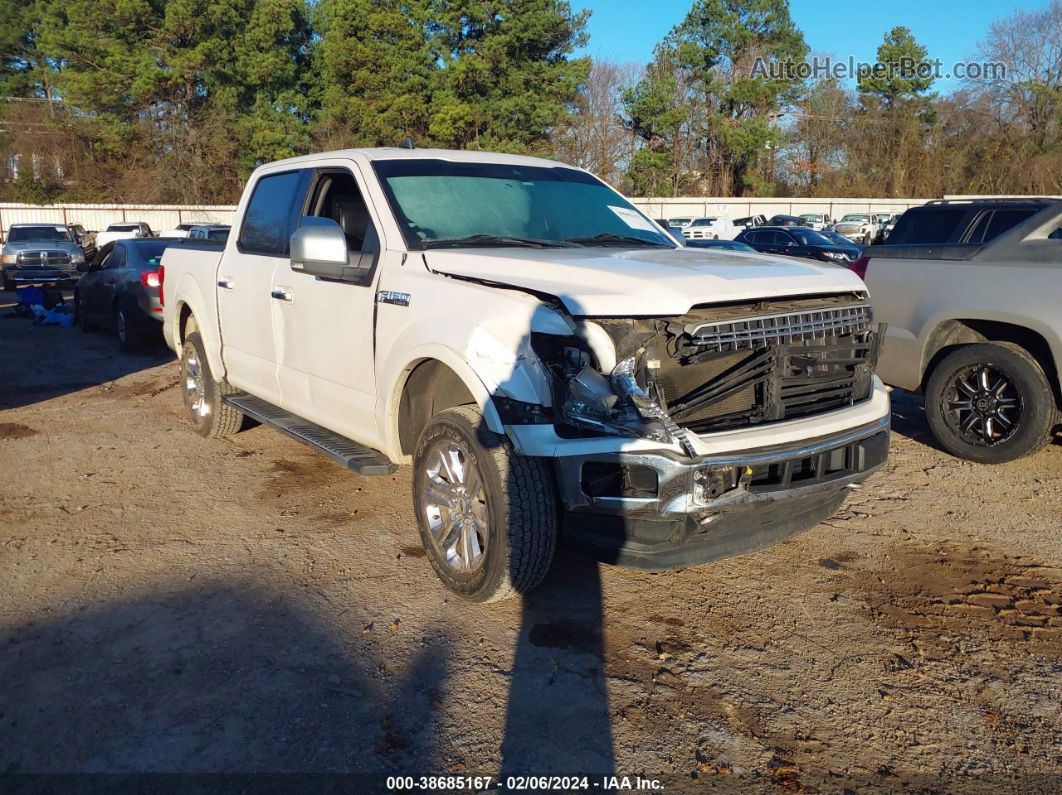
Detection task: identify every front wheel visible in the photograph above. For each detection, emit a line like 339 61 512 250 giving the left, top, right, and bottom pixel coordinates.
76 291 97 332
413 405 557 603
925 342 1057 463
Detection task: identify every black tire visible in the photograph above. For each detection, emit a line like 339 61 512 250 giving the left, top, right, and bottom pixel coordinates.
114 304 145 351
925 342 1056 464
180 331 243 438
412 405 557 603
75 291 97 332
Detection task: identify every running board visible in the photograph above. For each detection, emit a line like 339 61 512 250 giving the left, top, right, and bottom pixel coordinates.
223 394 397 476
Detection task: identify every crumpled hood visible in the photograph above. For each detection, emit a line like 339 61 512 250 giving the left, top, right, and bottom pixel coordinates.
426 246 867 316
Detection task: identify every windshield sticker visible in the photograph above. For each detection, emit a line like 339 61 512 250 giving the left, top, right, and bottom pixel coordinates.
608 206 659 233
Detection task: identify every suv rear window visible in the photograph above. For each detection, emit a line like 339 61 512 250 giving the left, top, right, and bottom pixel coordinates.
887 208 968 245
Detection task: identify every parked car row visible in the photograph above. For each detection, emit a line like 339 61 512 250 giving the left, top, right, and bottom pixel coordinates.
2 221 231 350
660 211 907 246
1 220 231 292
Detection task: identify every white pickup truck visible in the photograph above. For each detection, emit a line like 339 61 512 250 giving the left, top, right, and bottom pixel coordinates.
161 148 891 602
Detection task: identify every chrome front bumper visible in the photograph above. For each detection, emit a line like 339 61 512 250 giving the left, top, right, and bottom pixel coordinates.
4 268 79 285
555 414 890 570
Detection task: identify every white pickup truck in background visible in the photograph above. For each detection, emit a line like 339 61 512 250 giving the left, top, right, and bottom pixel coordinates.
161 147 890 602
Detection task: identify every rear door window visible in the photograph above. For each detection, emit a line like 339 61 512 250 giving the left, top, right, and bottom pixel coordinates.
238 170 309 256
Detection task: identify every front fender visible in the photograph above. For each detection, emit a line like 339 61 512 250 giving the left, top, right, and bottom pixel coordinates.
379 343 508 461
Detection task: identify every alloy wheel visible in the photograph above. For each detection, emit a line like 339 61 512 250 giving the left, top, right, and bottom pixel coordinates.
941 364 1022 446
183 346 209 420
420 440 489 573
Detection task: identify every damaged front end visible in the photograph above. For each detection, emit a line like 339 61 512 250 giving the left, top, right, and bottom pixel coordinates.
519 291 890 570
529 329 696 455
529 291 883 451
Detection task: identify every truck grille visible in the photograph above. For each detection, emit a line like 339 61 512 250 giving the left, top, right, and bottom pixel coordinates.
16 251 72 267
690 304 871 351
654 296 880 434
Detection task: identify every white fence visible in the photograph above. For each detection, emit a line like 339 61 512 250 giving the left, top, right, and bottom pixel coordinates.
0 196 950 236
0 203 237 236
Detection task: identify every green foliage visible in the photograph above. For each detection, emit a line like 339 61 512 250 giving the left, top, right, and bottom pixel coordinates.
858 26 934 107
626 148 674 197
313 0 590 153
313 0 435 148
31 0 313 196
623 0 807 195
0 0 48 98
11 173 62 204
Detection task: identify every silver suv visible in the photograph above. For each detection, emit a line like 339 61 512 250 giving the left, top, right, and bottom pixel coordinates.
2 224 85 291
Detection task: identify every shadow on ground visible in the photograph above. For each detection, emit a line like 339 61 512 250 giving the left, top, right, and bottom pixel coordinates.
0 582 450 776
0 291 173 410
500 553 616 782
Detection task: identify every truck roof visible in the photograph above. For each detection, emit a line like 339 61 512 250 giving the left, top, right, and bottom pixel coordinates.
257 147 574 172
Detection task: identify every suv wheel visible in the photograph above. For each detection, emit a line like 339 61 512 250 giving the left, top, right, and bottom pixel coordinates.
180 331 244 438
925 342 1056 463
413 405 557 603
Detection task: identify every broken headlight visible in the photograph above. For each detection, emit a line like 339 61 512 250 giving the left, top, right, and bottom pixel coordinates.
549 344 693 454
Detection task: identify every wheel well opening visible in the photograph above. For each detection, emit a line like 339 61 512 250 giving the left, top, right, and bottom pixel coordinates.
398 360 477 456
178 304 197 345
922 319 1061 407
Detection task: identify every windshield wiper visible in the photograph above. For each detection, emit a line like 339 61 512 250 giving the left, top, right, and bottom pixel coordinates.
565 233 672 248
421 234 573 249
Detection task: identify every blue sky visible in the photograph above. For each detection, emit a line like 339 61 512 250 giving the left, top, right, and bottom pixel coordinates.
572 0 1037 92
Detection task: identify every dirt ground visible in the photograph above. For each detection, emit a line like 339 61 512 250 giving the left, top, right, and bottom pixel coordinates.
1 294 1060 792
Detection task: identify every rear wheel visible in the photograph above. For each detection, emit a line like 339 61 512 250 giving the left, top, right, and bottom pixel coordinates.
925 342 1056 463
413 405 557 603
114 304 145 351
180 331 243 438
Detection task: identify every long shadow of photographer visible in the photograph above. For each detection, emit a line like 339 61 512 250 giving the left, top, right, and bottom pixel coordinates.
499 552 616 782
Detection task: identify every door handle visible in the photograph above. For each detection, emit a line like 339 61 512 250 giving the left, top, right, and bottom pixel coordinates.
217 278 234 289
270 288 292 302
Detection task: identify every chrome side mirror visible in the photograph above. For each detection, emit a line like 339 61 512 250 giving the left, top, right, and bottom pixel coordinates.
290 217 351 280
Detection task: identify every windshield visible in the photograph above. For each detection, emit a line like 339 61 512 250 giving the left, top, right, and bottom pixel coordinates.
691 218 717 226
789 229 834 246
800 214 823 221
373 159 674 249
841 215 868 222
8 226 71 243
107 224 138 232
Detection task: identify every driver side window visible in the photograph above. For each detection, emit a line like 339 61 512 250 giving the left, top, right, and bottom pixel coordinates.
305 169 379 255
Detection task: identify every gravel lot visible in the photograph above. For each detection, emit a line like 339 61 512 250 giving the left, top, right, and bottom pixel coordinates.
1 295 1060 791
